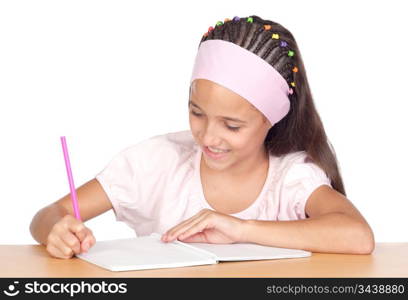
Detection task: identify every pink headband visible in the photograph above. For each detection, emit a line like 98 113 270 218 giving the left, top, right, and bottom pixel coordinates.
190 39 291 126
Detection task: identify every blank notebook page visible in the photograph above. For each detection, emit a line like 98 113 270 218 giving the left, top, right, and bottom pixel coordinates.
190 242 311 261
76 235 216 271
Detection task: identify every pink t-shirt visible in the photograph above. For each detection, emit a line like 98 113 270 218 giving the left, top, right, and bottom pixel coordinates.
95 130 332 236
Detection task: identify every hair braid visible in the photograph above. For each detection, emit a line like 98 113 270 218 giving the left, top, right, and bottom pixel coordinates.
253 33 274 55
247 24 264 50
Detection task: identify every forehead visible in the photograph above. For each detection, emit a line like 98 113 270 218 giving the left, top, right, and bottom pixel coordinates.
190 79 256 112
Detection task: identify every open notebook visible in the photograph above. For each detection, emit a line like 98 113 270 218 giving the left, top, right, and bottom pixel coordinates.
76 233 311 272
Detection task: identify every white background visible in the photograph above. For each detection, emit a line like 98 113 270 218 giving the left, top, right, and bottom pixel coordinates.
0 0 407 244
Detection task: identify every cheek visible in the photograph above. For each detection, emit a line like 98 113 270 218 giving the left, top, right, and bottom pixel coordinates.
189 116 204 141
232 129 266 152
189 115 200 131
230 134 253 150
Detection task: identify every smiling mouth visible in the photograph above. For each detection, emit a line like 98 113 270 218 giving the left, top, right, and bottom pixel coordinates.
203 146 231 160
207 146 230 153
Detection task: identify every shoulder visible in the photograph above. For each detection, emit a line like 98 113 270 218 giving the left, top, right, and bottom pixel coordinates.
273 151 330 185
96 130 199 188
271 151 331 220
274 150 312 168
122 130 195 153
116 130 198 172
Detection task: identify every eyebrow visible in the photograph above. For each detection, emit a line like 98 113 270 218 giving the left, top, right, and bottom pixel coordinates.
188 100 247 124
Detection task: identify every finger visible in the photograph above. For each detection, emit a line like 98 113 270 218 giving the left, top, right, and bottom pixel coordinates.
163 215 205 242
167 214 210 242
46 243 72 259
163 214 201 238
178 232 208 243
54 235 76 258
60 231 81 255
70 223 88 242
163 210 211 241
46 235 66 258
81 233 96 253
176 218 211 241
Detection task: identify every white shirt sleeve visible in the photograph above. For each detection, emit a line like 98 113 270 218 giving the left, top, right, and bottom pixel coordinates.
277 157 332 221
93 131 196 236
95 145 145 222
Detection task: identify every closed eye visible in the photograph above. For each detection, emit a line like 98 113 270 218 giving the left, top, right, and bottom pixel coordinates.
190 110 241 132
190 110 202 117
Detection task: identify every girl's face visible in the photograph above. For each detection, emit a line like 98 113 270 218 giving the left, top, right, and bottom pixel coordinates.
189 79 272 172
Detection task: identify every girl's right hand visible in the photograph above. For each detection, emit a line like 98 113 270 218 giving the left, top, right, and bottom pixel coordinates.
46 215 96 259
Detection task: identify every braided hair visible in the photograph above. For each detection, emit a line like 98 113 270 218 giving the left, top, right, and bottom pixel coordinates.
194 15 346 197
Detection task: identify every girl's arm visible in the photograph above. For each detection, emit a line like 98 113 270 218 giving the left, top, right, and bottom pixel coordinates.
30 178 112 252
162 185 374 255
242 185 375 254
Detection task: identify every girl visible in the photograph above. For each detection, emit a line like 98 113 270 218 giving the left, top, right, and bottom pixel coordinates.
30 15 375 259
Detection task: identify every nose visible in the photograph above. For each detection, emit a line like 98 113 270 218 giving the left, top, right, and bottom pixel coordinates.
200 121 222 147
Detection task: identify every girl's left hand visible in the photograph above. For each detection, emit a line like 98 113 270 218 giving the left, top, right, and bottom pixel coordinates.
161 209 247 244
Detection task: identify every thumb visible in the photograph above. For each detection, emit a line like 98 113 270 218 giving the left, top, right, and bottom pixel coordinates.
80 232 96 253
70 222 88 243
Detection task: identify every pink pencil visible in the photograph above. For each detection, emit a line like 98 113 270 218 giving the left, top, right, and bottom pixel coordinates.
60 136 81 221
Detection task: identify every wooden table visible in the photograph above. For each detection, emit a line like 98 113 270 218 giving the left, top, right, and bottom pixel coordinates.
1 243 407 277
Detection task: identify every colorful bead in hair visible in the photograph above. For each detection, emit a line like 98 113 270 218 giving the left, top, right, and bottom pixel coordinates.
259 24 272 33
224 18 231 23
247 17 253 23
272 33 280 39
280 41 288 47
203 26 214 38
288 50 295 57
288 88 294 95
216 21 223 27
290 66 297 91
233 16 240 22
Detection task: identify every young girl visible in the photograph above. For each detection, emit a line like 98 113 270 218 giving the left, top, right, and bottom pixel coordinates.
30 15 375 259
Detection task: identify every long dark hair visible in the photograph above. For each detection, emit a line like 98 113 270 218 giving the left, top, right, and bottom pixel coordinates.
197 15 346 196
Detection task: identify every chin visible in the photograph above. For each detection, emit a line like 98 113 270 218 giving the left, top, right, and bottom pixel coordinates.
203 155 232 171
